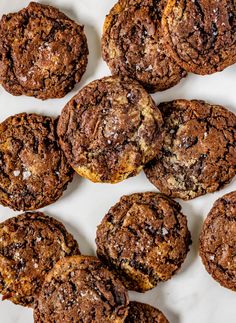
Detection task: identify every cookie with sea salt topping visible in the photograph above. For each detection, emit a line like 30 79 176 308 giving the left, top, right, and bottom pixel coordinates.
0 212 80 306
57 75 163 184
200 191 236 291
0 113 74 211
162 0 236 74
96 192 191 292
144 100 236 200
0 2 88 99
125 301 169 323
102 0 186 92
34 255 129 322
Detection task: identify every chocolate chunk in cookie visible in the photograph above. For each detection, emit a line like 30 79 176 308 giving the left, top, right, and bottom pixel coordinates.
57 76 163 184
102 0 186 92
0 212 79 306
125 301 169 323
0 2 88 99
200 191 236 291
0 113 74 211
145 100 236 200
96 192 191 292
34 255 129 322
162 0 236 74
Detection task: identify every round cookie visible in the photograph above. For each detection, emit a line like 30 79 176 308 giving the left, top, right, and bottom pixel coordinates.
125 301 169 323
0 212 80 306
162 0 236 75
34 255 129 322
144 100 236 200
96 192 191 292
102 0 186 93
0 2 88 100
57 76 163 184
200 191 236 291
0 113 74 211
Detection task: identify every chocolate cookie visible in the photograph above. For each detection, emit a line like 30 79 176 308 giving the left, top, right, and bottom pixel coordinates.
162 0 236 74
125 301 169 323
145 100 236 200
34 255 129 322
200 191 236 291
0 113 74 211
0 212 79 306
57 76 163 184
0 2 88 99
96 192 191 292
102 0 186 93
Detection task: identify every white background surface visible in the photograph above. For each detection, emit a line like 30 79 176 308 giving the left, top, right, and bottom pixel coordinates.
0 1 235 322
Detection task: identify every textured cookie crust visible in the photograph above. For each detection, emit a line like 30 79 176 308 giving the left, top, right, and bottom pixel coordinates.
0 113 74 211
200 191 236 291
145 100 236 200
0 2 88 99
0 212 79 306
102 0 186 92
162 0 236 75
96 192 191 292
34 255 129 322
57 76 163 183
125 302 169 323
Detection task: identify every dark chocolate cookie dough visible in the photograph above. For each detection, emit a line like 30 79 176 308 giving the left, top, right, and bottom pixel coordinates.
0 113 74 211
125 301 169 323
96 192 191 292
102 0 186 92
145 100 236 200
0 2 88 99
0 212 79 306
162 0 236 74
57 76 163 184
34 255 129 322
200 191 236 291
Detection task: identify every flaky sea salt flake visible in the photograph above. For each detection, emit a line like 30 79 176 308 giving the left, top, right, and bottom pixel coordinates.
23 170 31 180
162 227 169 236
13 170 20 177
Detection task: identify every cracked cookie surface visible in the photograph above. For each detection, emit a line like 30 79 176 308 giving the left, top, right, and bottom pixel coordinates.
125 301 169 323
199 191 236 291
0 113 74 211
102 0 186 92
96 192 191 292
0 212 79 306
57 76 163 183
162 0 236 74
0 2 88 99
34 255 129 323
144 100 236 200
